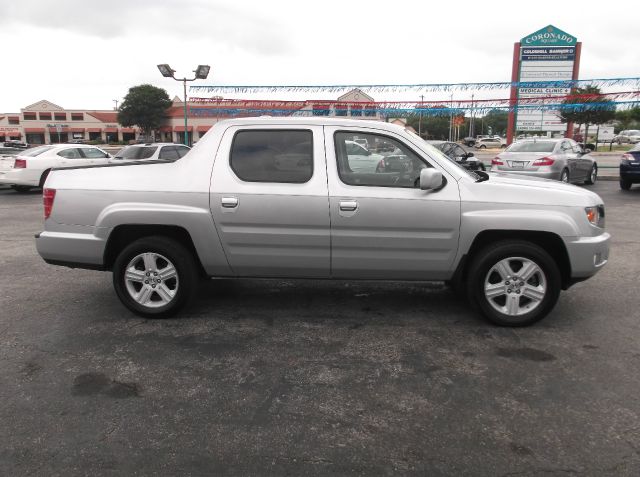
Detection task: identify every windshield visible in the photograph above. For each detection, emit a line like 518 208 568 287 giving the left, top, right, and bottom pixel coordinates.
21 146 54 157
629 130 640 136
115 146 158 159
507 141 556 153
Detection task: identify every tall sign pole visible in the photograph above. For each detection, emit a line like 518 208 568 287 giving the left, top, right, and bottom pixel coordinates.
506 42 521 146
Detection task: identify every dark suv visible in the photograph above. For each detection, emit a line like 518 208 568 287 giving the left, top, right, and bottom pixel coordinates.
426 140 486 171
620 143 640 190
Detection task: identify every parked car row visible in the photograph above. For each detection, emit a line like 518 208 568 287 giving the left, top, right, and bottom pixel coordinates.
0 143 190 192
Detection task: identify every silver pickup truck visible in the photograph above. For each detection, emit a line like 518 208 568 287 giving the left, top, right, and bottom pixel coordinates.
36 117 610 326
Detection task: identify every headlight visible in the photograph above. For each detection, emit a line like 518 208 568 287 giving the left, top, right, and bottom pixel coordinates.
585 205 605 228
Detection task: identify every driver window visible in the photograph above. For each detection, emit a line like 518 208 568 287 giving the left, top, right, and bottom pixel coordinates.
335 131 429 188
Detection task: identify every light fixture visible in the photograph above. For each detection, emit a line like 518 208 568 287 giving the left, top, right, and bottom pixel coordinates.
157 64 175 78
194 65 211 80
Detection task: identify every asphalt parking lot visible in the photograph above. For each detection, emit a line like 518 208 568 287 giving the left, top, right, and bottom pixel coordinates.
1 181 640 476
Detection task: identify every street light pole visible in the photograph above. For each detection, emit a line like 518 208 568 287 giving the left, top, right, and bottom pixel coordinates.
157 64 211 146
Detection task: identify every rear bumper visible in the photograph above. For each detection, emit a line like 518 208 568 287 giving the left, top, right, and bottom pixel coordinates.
565 232 610 280
36 230 106 269
0 169 40 186
620 165 640 182
489 168 557 180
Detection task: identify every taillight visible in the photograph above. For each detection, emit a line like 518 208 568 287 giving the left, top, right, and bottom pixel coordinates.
621 153 633 163
14 158 26 168
43 188 56 219
491 157 504 165
533 157 555 166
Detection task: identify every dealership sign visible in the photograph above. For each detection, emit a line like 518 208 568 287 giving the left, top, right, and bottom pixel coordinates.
515 25 579 132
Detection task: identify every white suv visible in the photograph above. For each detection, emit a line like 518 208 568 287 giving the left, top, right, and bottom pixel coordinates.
0 144 111 192
112 143 191 162
475 137 505 149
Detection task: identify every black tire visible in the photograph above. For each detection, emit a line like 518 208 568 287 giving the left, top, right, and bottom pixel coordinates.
466 240 561 327
620 178 632 191
12 185 32 193
560 169 570 183
480 145 487 149
39 169 51 189
112 236 200 318
584 164 597 185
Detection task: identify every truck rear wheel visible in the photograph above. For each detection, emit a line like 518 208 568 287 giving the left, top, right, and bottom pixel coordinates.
466 240 561 326
113 236 199 318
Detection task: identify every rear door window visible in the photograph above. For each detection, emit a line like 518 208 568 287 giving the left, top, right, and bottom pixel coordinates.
230 130 313 183
81 148 109 158
57 148 82 159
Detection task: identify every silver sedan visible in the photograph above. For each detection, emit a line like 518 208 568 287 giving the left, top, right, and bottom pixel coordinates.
491 138 597 184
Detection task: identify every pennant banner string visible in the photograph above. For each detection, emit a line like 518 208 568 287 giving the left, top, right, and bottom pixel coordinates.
189 100 640 118
190 77 640 95
189 90 640 110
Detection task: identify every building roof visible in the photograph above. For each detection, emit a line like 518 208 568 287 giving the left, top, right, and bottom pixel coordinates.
23 100 65 111
337 88 375 103
86 111 119 123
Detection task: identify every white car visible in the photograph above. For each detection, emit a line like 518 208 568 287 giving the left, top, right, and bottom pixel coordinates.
344 140 384 172
475 137 506 149
0 144 111 192
111 143 191 162
613 130 640 145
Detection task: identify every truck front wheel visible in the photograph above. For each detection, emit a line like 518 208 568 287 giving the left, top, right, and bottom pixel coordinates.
113 236 199 318
466 240 561 326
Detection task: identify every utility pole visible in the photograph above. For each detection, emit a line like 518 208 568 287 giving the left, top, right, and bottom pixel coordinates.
448 93 453 141
113 99 119 110
469 93 475 138
418 94 424 138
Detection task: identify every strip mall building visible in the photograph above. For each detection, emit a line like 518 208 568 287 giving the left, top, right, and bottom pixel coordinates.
0 89 382 146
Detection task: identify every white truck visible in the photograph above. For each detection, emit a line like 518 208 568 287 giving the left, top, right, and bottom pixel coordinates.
35 117 609 326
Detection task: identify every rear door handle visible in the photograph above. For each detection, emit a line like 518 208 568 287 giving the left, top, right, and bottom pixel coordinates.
339 200 358 211
221 197 238 208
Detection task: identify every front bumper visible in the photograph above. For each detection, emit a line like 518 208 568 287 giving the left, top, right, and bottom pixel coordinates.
565 232 610 280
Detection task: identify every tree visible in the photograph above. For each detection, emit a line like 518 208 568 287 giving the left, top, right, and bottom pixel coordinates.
118 84 172 138
560 86 616 142
615 107 640 131
479 109 508 136
406 112 451 140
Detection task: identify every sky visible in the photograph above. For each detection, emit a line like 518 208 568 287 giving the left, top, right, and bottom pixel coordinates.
0 0 638 112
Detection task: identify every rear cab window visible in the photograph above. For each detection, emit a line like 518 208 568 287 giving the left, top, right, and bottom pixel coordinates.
230 130 313 183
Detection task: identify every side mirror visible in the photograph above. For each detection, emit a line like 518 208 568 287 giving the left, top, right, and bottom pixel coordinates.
420 168 444 190
466 152 474 158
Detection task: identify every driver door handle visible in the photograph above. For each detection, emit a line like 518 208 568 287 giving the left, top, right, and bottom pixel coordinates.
221 197 238 208
339 200 358 211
